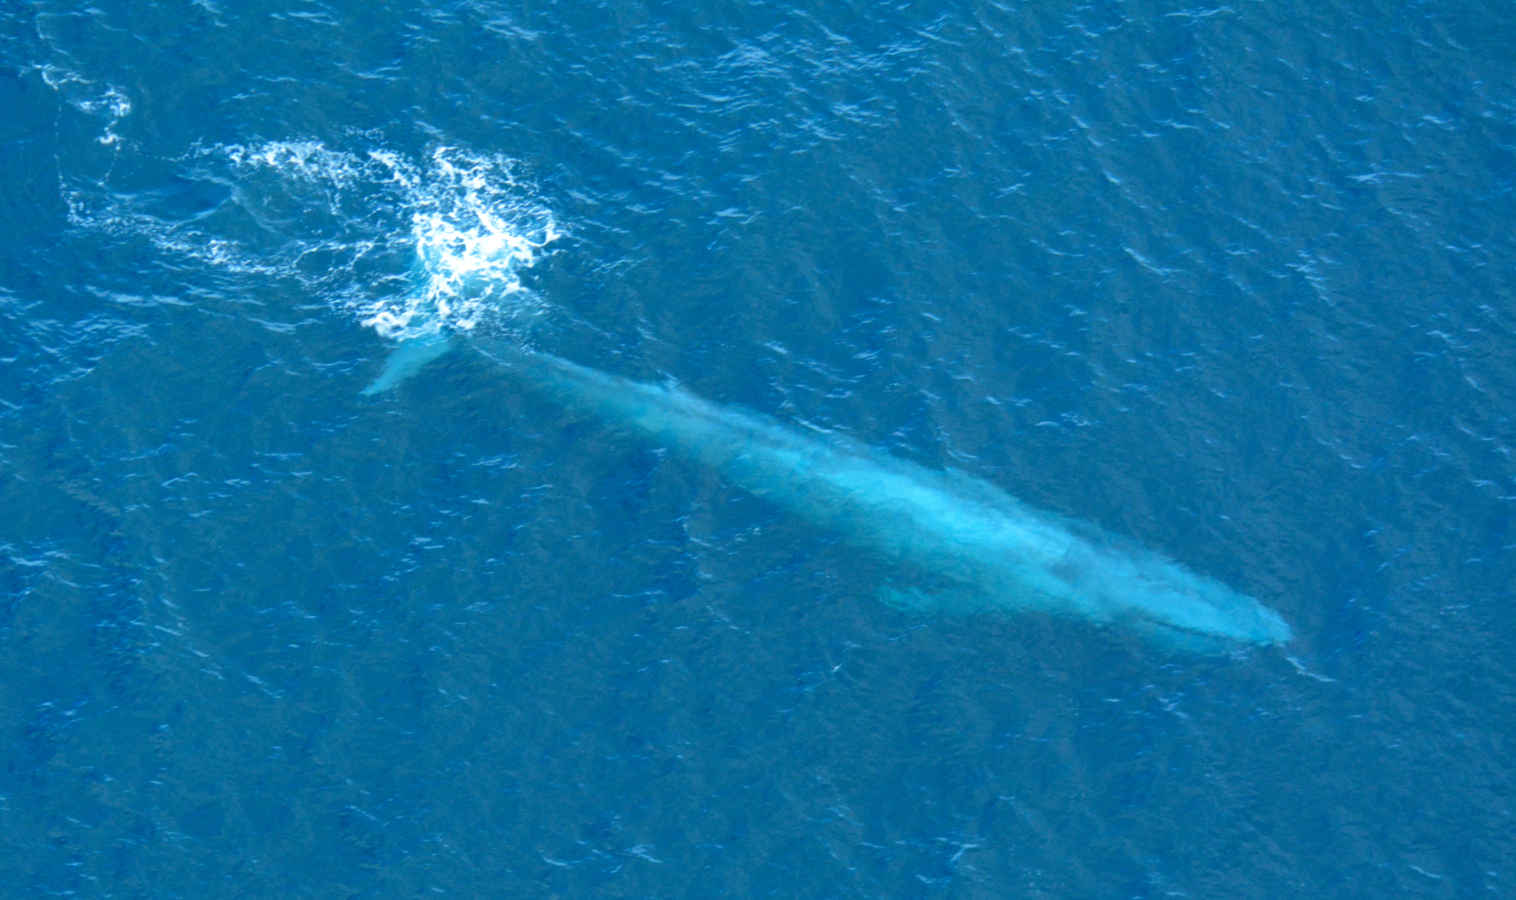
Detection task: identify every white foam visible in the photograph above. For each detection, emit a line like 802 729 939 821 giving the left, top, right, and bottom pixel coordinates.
220 141 559 339
39 64 132 146
70 138 559 341
360 147 560 339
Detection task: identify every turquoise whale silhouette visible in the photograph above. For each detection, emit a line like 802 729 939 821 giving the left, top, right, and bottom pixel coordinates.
367 337 1292 653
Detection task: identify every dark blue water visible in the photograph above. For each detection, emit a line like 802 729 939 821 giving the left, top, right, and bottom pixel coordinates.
3 0 1513 896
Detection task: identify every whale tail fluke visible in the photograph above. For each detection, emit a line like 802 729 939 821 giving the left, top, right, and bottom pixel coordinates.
361 333 457 395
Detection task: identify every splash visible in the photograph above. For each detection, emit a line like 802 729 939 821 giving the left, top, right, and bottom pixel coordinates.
69 138 558 341
223 142 560 340
361 148 560 339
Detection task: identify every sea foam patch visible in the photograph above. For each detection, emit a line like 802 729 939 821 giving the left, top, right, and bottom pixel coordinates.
69 139 559 341
362 148 560 340
223 142 560 340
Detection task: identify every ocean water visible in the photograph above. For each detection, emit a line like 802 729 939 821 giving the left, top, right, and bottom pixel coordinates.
2 0 1513 896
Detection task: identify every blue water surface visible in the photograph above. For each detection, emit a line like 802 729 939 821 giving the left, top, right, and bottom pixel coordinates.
2 0 1513 896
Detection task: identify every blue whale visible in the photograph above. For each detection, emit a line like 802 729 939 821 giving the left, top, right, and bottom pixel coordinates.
368 337 1292 652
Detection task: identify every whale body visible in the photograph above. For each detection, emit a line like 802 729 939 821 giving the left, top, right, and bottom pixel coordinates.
369 338 1292 652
